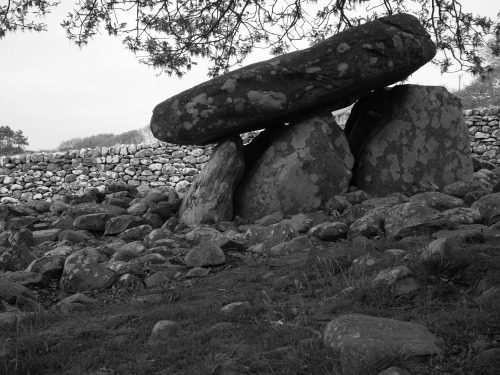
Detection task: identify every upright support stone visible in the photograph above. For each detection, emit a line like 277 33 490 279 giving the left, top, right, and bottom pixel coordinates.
151 13 436 145
179 136 245 227
234 109 354 222
345 85 473 197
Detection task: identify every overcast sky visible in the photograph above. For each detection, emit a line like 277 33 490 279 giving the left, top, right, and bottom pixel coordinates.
0 1 496 151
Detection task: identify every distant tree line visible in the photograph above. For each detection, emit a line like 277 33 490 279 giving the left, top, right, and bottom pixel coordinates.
454 37 500 109
454 61 500 109
0 125 29 155
56 125 155 151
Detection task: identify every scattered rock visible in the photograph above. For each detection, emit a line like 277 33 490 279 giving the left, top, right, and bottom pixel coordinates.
185 241 226 267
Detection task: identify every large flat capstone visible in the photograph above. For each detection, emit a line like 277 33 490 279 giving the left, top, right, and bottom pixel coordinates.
151 13 436 145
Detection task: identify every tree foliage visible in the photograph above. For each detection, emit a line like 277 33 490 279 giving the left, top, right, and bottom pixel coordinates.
56 127 148 151
1 0 499 78
454 36 500 109
0 125 29 155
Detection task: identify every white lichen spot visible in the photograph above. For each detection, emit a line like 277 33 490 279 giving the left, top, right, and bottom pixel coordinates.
376 42 385 50
171 100 182 116
337 43 351 53
305 86 314 91
305 67 322 74
369 57 378 65
337 63 348 76
388 60 394 68
247 91 287 111
392 35 404 53
351 332 361 339
183 122 193 130
221 79 237 93
362 43 372 49
226 98 233 103
271 70 276 75
310 174 318 183
269 59 281 67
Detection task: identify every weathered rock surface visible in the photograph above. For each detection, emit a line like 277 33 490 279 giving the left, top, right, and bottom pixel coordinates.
234 110 353 221
150 13 436 145
345 85 473 196
179 136 245 227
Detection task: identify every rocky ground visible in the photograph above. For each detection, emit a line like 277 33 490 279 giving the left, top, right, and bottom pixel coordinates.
1 163 500 375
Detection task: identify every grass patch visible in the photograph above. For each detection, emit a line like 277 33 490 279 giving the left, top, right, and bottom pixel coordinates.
2 237 500 374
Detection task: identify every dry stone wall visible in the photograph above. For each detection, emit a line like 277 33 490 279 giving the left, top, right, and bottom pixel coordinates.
466 106 500 160
0 107 498 203
0 142 215 203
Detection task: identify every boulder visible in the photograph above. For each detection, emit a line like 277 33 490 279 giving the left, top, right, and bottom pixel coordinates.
244 222 297 248
383 201 439 238
104 215 146 235
234 109 353 221
0 277 35 304
409 192 464 211
73 213 117 231
0 244 35 272
151 13 436 145
345 85 473 196
67 202 127 217
32 229 61 244
60 252 117 292
347 203 394 239
185 241 226 267
471 192 500 225
179 136 245 227
323 314 442 372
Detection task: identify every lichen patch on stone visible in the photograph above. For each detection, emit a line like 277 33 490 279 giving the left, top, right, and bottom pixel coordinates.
247 91 287 111
306 67 322 74
230 98 245 112
337 63 349 76
392 35 404 53
221 79 237 93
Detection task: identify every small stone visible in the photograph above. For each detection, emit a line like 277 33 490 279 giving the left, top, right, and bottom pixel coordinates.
307 222 349 241
147 320 180 345
372 266 412 289
16 294 41 312
220 301 252 315
377 367 412 375
185 241 226 267
186 267 210 277
144 271 170 288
